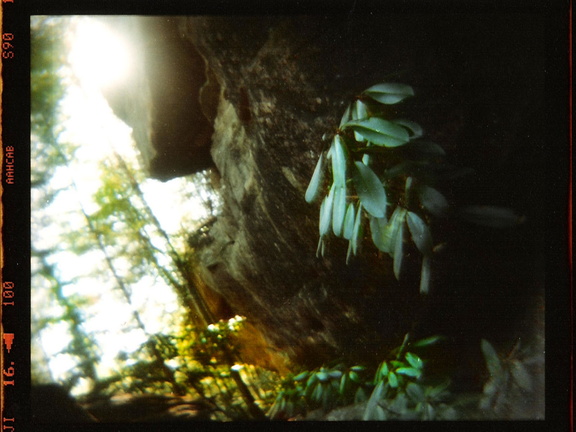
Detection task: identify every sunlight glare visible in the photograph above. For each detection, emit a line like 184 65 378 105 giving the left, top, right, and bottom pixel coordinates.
33 16 218 390
69 18 133 90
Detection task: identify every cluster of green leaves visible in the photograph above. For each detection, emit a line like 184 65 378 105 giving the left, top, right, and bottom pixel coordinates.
267 364 371 419
363 347 455 420
364 378 456 420
479 339 537 416
306 83 523 294
187 316 245 367
268 334 455 420
360 334 456 420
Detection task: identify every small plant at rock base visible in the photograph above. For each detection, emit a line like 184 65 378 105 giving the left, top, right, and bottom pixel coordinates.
362 333 452 420
267 364 371 419
305 83 523 294
268 333 454 420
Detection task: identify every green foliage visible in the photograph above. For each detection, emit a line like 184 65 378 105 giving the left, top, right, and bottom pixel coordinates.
363 350 444 420
479 339 536 415
306 82 524 294
189 316 245 366
268 364 372 419
267 335 545 420
31 17 77 190
268 334 455 420
106 316 279 421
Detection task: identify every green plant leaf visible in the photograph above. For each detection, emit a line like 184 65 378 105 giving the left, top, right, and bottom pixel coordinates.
370 215 389 252
404 176 417 209
402 140 446 159
426 380 451 399
381 207 406 255
481 339 503 377
323 383 335 407
319 188 334 236
354 386 368 403
352 100 369 141
482 380 497 404
374 361 389 384
316 236 325 258
419 253 432 295
393 220 405 280
363 380 385 420
396 367 421 378
348 204 364 261
423 402 436 420
353 100 368 119
316 371 329 382
406 382 425 402
305 153 325 203
279 397 287 413
332 185 347 237
339 373 349 395
511 360 532 391
388 371 399 388
406 211 433 255
439 406 458 420
332 383 340 400
331 135 347 186
380 362 389 378
343 203 356 240
343 117 410 147
418 185 449 217
405 352 424 370
349 370 361 383
306 371 319 389
459 205 523 228
389 393 411 417
352 205 364 250
373 405 387 420
362 152 372 166
363 83 414 105
384 161 415 180
293 371 309 381
340 103 352 127
411 335 444 348
404 175 414 197
346 240 354 265
395 119 423 139
311 382 323 402
352 161 387 218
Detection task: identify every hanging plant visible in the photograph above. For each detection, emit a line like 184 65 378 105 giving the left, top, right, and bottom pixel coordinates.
305 83 523 294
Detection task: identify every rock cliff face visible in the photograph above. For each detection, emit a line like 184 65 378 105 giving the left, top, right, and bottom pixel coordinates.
104 14 547 389
101 16 216 180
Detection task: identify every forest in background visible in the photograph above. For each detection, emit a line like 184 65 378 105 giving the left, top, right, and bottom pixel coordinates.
31 17 277 421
